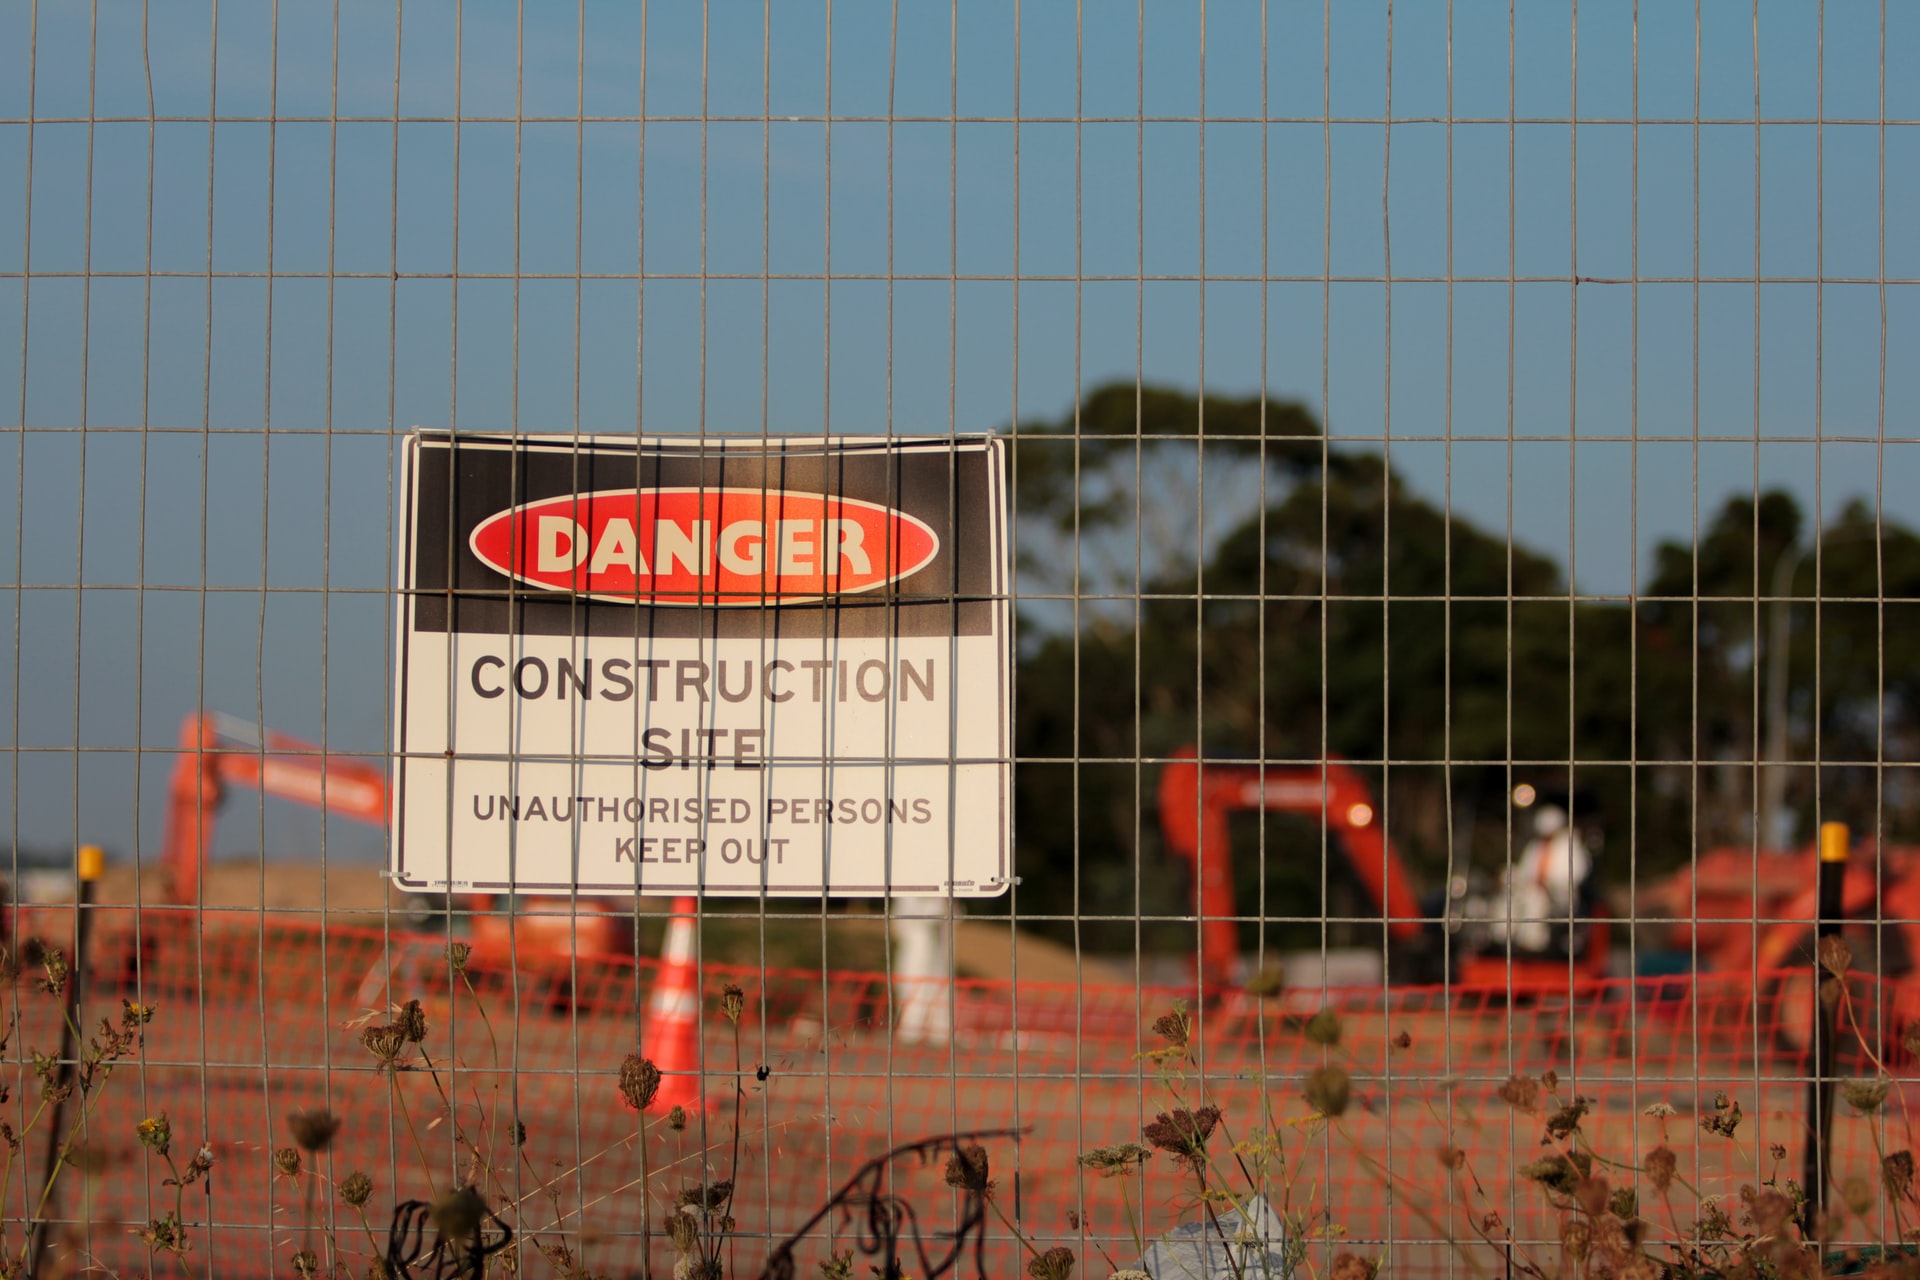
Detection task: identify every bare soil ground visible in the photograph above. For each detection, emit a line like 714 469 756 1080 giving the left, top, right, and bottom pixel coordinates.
12 922 1898 1280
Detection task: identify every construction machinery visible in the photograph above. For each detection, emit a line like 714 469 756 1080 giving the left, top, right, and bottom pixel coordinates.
163 712 391 907
1639 835 1920 1054
1158 747 1611 990
144 711 628 976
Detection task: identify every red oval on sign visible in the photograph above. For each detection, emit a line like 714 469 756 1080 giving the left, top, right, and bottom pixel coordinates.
467 488 941 605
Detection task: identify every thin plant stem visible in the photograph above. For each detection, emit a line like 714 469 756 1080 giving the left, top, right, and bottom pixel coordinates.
637 1109 652 1280
459 970 506 1171
988 1194 1045 1261
388 1070 439 1197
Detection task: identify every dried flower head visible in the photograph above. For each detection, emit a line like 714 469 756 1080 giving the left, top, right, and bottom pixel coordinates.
1143 1106 1223 1170
1244 964 1286 998
1330 1254 1377 1280
1392 1030 1413 1050
1560 1219 1592 1264
1769 1142 1788 1163
139 1210 184 1254
360 1023 406 1069
1519 1154 1584 1197
1748 1186 1797 1240
1819 934 1854 977
666 1210 700 1254
446 941 470 974
945 1144 992 1192
1151 1002 1192 1050
1546 1096 1590 1141
1701 1094 1743 1137
1642 1102 1676 1119
397 999 428 1045
1078 1143 1151 1177
720 984 745 1025
122 999 156 1026
1304 1065 1351 1118
1610 1186 1639 1221
171 1144 216 1188
1498 1075 1541 1115
293 1249 319 1279
512 1120 527 1147
137 1113 172 1156
1027 1246 1075 1280
676 1179 733 1212
38 946 69 997
1574 1175 1611 1217
288 1108 340 1154
1304 1008 1342 1047
619 1054 662 1112
339 1171 374 1208
1645 1146 1677 1195
816 1251 854 1280
1887 1150 1917 1202
666 1105 688 1132
1843 1077 1892 1116
427 1186 486 1240
1109 1273 1152 1280
273 1147 302 1177
1842 1176 1876 1218
1438 1146 1466 1172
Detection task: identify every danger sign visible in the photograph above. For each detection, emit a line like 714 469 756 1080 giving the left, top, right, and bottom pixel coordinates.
390 432 1011 898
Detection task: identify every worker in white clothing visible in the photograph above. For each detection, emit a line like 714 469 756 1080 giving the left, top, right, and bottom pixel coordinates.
1491 804 1592 956
891 895 958 1045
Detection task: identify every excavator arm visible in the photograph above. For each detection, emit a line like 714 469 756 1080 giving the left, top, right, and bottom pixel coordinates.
1158 746 1425 987
163 712 388 906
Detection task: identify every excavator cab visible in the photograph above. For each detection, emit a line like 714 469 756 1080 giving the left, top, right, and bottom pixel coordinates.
1443 784 1611 988
1159 751 1609 993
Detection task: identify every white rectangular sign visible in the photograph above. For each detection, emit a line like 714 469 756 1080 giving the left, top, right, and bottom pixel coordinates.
390 433 1011 897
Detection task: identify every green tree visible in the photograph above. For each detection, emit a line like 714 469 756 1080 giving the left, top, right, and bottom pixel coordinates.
1002 382 1920 958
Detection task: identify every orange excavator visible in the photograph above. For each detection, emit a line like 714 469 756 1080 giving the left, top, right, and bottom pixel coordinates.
158 710 626 966
1158 747 1611 990
1639 835 1920 1055
163 711 389 907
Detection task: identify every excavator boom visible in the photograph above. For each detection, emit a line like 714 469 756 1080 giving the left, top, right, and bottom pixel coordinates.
163 712 388 905
1158 747 1425 987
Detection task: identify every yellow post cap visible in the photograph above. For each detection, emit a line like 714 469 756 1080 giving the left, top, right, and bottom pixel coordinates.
77 845 104 882
1819 822 1850 864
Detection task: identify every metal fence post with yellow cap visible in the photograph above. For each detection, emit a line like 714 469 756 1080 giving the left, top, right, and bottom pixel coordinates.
1804 821 1850 1226
27 845 104 1280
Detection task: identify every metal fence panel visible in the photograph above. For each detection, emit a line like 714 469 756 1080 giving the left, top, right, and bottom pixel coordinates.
1 2 1915 1277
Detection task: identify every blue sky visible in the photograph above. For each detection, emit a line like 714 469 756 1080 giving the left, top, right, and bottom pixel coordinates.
0 0 1915 862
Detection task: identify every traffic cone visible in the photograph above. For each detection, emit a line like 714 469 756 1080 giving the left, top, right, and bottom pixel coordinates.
645 895 702 1110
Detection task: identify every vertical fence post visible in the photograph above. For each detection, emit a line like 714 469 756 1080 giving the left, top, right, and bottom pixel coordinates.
29 844 104 1279
1804 821 1849 1226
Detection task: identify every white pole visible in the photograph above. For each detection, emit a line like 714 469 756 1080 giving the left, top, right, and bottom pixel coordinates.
891 895 956 1045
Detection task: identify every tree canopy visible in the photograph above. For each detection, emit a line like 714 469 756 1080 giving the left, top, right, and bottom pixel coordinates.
1002 383 1920 954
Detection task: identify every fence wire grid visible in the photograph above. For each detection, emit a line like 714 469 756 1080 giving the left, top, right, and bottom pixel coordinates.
3 1 1919 1277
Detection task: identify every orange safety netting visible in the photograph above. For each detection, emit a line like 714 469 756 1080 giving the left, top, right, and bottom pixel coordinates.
8 915 1919 1278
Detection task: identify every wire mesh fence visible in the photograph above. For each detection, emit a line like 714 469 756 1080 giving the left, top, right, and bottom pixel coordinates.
2 1 1918 1277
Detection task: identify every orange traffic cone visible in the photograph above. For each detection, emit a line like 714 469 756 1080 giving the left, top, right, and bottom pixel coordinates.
645 895 702 1110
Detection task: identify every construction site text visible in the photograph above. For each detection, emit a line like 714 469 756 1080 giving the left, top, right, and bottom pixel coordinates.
469 655 940 704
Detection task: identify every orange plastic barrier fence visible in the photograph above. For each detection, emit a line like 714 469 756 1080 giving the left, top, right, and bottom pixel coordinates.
10 915 1919 1278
